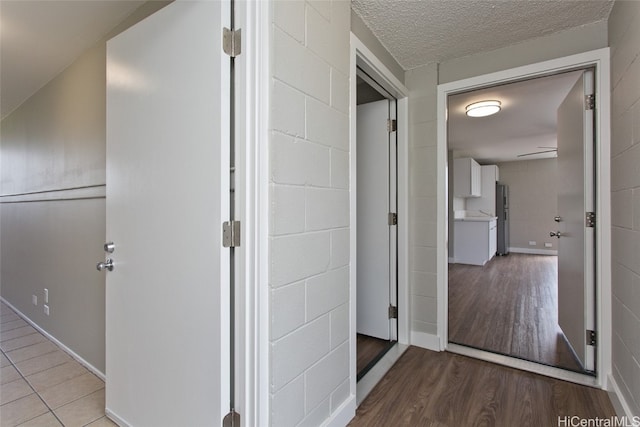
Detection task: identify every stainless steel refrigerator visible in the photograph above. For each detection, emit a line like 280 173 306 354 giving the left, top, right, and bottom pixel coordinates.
496 183 510 255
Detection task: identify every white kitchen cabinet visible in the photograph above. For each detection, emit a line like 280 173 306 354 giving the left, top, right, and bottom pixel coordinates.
453 157 482 197
467 165 499 215
454 218 497 266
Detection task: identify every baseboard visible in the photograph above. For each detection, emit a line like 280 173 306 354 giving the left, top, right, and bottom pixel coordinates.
448 257 455 263
105 409 130 427
323 394 356 427
410 331 440 351
509 247 558 256
607 374 638 420
0 297 105 381
356 343 408 406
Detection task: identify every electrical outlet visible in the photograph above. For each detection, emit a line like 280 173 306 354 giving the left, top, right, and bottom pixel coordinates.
529 241 537 246
44 288 49 304
32 295 38 306
545 243 553 248
44 305 50 316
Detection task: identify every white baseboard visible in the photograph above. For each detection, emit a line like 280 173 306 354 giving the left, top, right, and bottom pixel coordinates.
356 343 408 406
607 374 638 419
323 395 356 427
0 297 104 381
448 257 455 263
410 331 440 351
105 409 130 427
509 247 558 256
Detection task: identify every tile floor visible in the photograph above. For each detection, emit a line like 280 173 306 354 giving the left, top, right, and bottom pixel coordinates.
1 301 115 427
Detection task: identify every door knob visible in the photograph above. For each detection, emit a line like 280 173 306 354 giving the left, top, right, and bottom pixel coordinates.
97 258 114 272
554 216 562 222
549 231 562 238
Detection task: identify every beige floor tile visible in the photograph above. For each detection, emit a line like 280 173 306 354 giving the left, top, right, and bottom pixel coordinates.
1 319 28 333
54 389 106 427
0 393 49 427
1 313 21 324
15 350 71 377
6 342 58 364
1 365 22 384
1 352 11 367
85 416 118 426
1 378 33 405
39 372 104 409
16 412 63 427
1 333 47 352
1 326 38 343
26 361 87 393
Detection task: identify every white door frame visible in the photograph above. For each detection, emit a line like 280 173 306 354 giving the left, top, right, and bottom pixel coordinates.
436 48 612 389
235 1 270 425
350 33 410 399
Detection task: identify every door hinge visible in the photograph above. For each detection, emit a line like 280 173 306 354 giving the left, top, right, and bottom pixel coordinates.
586 329 597 346
223 28 242 57
388 212 398 226
222 220 241 248
388 305 398 319
387 119 397 132
223 410 240 427
585 94 595 110
586 211 596 228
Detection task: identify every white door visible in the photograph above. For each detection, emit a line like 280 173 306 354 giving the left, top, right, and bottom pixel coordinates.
105 1 230 425
356 100 394 340
556 69 595 371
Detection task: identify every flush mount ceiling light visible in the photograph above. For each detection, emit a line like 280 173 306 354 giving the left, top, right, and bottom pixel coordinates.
465 100 501 117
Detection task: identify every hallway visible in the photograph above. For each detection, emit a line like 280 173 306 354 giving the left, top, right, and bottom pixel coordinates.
1 302 113 427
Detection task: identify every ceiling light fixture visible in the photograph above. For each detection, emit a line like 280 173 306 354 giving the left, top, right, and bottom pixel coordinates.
465 100 501 117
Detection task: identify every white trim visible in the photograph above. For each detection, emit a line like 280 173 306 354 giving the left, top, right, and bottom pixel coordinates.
437 48 612 387
607 374 638 419
350 33 411 407
447 343 599 388
410 331 441 351
237 0 270 425
323 395 357 427
0 297 104 381
509 247 558 256
105 409 130 427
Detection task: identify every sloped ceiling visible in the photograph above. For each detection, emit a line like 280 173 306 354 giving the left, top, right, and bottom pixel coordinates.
351 0 614 70
0 0 146 119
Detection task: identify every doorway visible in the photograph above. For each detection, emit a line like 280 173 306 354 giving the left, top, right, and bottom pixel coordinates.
436 48 611 387
355 69 398 380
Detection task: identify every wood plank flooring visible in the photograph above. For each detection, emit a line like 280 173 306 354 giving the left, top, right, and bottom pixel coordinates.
448 253 582 372
357 334 393 376
349 346 615 426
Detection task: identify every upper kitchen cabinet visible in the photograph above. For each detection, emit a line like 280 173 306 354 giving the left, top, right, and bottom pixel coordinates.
453 157 482 197
467 165 499 215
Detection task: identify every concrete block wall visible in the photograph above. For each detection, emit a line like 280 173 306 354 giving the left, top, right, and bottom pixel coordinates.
608 0 640 417
405 64 439 339
269 1 351 425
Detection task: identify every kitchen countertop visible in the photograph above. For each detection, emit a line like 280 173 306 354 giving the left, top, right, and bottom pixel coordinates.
454 216 497 222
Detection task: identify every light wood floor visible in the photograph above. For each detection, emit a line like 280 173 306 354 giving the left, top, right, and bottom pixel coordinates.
448 253 583 372
349 346 615 426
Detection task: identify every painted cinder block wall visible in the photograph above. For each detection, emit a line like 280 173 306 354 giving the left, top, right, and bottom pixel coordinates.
608 0 640 417
268 1 352 425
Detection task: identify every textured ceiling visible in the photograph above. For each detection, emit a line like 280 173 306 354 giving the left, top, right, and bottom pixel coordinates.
351 0 614 70
0 1 145 119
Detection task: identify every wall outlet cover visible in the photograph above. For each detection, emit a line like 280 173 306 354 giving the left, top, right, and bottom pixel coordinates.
544 243 553 248
529 241 537 246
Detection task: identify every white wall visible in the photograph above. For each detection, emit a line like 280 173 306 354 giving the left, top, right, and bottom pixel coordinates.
405 64 439 339
496 159 558 253
269 1 352 425
0 1 168 376
608 0 640 417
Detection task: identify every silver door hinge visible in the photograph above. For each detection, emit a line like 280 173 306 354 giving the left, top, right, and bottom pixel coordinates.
387 119 397 132
223 28 242 57
585 94 595 110
223 410 240 427
388 305 398 319
388 212 397 226
586 329 597 346
586 212 596 228
222 221 241 248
